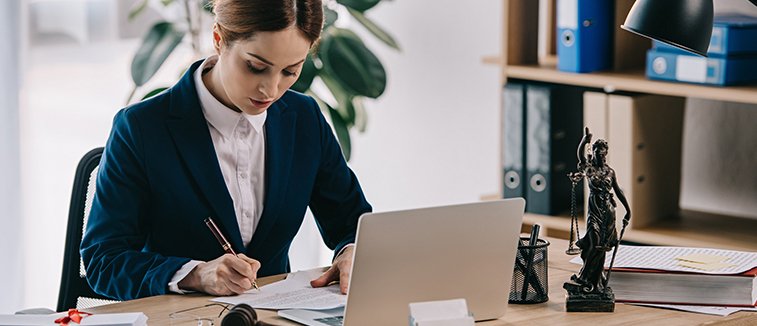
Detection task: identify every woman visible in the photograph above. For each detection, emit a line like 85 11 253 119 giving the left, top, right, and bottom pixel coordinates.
81 0 371 300
571 128 630 293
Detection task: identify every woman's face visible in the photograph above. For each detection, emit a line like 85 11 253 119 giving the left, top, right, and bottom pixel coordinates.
214 26 311 115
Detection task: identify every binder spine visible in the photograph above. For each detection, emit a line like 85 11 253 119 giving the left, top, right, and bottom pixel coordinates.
556 0 613 73
525 85 583 215
503 83 526 199
645 50 757 86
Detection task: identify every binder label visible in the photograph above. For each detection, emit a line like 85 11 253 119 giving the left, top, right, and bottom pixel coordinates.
557 0 578 29
709 27 724 53
675 56 707 83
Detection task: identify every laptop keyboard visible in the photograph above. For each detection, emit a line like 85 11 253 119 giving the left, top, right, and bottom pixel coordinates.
314 316 344 326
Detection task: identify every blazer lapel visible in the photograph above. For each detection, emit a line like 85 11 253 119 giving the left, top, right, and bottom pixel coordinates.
248 100 297 251
165 60 244 253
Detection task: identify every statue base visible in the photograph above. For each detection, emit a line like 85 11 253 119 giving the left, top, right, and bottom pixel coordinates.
563 281 615 312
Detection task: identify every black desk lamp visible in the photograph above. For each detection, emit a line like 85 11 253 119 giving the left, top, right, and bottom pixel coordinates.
621 0 757 57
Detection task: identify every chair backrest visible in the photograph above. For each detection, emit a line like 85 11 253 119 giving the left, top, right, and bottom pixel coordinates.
57 147 117 312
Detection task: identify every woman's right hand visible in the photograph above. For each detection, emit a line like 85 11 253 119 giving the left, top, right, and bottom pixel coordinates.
178 253 261 296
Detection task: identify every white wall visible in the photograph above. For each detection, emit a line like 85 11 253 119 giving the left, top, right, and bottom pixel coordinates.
346 1 503 210
0 0 23 313
289 0 504 269
679 0 757 218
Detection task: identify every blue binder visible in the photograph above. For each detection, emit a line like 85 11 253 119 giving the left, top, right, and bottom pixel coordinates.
556 0 613 73
646 49 757 86
653 14 757 57
503 83 526 199
525 84 583 215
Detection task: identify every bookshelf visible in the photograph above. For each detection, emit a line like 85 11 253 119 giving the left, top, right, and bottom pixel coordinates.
497 0 757 251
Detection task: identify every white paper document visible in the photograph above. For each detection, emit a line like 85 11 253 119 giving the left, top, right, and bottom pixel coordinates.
569 245 757 274
629 303 757 316
0 312 147 326
211 268 347 310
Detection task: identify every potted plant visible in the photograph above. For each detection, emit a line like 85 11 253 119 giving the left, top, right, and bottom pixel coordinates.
127 0 399 160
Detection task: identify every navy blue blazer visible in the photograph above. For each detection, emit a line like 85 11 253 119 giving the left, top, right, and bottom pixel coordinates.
81 60 372 301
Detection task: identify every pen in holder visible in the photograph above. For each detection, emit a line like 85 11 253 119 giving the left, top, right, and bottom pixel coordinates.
509 232 549 304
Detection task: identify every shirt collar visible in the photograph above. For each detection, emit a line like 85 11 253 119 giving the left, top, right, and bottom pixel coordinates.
194 55 267 139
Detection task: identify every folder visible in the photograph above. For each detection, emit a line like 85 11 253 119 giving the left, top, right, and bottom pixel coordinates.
503 82 526 199
606 94 684 228
525 84 583 215
556 0 613 73
646 49 757 86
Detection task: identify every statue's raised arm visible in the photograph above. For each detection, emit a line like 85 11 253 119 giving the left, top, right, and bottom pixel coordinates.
577 127 592 170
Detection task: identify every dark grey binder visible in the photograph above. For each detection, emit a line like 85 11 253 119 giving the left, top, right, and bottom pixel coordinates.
503 82 526 199
525 84 583 215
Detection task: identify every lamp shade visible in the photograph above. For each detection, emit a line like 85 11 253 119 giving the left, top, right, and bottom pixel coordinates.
621 0 713 56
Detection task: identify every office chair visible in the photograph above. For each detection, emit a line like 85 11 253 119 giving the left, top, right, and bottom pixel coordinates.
57 147 117 312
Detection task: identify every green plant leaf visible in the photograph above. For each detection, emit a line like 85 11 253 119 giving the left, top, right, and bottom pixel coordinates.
347 8 400 50
128 0 149 21
131 22 186 87
353 97 368 132
290 55 318 93
324 7 338 29
161 0 175 6
319 28 386 98
310 92 352 161
336 0 380 12
142 87 169 100
201 0 214 13
327 106 352 161
319 72 356 126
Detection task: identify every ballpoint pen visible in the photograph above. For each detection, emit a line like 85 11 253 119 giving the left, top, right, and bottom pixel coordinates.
204 217 260 291
521 224 541 300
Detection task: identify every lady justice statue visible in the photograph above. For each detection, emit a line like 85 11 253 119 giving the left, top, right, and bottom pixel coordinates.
563 127 631 312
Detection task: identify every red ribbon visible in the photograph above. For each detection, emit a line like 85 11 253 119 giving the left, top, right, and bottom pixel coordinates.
55 309 92 326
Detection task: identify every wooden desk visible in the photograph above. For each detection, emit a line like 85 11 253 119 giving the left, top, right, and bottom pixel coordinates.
88 238 756 325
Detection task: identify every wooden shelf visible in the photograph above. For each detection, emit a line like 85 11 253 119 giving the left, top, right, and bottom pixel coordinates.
499 0 757 253
505 63 757 105
522 210 757 252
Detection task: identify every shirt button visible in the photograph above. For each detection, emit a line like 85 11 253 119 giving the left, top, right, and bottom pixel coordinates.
240 172 248 179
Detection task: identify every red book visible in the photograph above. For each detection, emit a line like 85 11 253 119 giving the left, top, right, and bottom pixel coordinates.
608 266 757 307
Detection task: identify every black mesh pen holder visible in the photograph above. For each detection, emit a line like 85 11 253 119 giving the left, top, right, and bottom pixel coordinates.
509 237 549 304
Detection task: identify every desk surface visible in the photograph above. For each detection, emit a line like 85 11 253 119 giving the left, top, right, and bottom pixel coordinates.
88 237 757 325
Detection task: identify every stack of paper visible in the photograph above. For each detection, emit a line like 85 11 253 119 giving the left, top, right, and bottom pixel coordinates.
570 246 757 309
212 268 347 310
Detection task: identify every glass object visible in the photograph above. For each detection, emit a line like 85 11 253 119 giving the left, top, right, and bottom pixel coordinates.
169 303 231 326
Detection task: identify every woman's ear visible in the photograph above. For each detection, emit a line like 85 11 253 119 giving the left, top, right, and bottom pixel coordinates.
212 24 223 55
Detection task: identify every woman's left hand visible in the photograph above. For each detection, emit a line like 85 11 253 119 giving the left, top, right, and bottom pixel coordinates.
310 245 354 294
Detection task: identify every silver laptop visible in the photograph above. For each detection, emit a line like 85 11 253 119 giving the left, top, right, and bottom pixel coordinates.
279 199 525 326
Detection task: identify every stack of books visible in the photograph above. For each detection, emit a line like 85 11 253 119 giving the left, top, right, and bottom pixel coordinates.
646 14 757 86
610 266 757 307
572 246 757 307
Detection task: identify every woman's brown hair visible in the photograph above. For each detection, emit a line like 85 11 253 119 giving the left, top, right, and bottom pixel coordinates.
212 0 324 46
